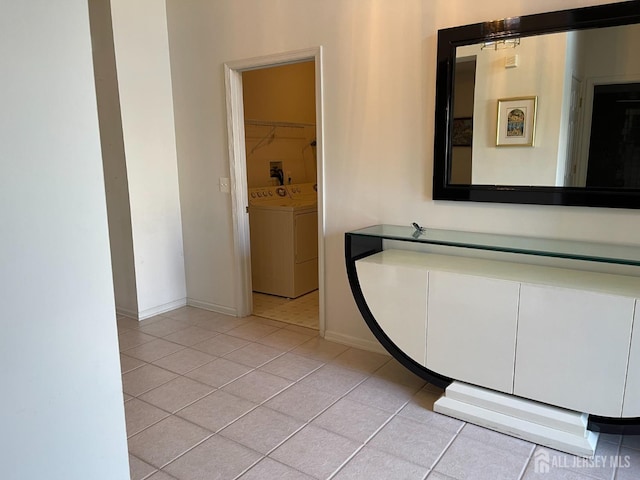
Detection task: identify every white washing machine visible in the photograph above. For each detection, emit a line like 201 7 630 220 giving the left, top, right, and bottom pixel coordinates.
248 185 318 298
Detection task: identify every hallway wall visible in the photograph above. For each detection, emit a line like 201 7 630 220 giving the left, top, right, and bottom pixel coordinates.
0 1 129 478
166 0 638 350
108 0 188 318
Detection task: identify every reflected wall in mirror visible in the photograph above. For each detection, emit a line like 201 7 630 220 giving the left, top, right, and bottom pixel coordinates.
434 1 640 208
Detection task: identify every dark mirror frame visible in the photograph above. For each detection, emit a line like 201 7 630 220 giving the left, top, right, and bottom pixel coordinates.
433 1 640 209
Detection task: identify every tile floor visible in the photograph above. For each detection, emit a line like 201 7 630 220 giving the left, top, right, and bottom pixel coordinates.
120 307 640 480
252 290 319 329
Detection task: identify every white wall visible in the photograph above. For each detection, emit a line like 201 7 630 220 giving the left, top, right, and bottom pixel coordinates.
111 0 187 318
458 33 569 186
243 61 317 188
166 0 637 350
0 1 129 478
89 0 138 315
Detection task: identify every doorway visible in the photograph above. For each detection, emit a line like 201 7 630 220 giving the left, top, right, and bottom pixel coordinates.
586 82 640 188
224 48 325 334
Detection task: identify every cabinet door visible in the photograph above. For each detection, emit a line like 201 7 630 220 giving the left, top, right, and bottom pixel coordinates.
515 284 634 417
426 271 519 393
623 300 640 417
356 259 427 365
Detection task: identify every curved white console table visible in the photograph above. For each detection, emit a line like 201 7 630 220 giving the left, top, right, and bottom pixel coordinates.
345 225 640 457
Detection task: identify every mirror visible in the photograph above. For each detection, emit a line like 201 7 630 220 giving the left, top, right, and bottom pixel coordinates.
433 1 640 208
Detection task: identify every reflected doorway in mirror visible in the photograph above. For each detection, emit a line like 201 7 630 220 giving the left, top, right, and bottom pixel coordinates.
496 96 537 147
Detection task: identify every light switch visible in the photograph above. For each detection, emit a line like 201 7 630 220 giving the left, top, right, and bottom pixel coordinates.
219 177 230 193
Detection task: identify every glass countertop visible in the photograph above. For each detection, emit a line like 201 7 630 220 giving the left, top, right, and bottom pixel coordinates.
348 225 640 267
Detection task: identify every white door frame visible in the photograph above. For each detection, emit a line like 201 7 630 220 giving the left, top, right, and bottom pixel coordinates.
224 47 326 335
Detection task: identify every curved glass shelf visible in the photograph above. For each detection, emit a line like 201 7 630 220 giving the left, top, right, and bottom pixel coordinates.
348 225 640 267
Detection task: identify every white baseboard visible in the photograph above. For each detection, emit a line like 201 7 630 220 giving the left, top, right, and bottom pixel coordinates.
138 298 187 320
323 330 389 355
115 306 138 320
187 298 237 317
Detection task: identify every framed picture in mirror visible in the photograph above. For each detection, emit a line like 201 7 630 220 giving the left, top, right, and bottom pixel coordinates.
452 117 473 147
496 96 537 147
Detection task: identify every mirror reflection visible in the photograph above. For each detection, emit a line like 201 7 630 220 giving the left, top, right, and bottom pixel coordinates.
451 23 640 188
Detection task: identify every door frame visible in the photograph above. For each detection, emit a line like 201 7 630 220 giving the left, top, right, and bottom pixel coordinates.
224 47 325 335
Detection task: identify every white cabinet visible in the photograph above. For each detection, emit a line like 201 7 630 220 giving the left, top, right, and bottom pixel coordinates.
623 301 640 417
426 271 519 394
356 252 428 365
515 284 635 417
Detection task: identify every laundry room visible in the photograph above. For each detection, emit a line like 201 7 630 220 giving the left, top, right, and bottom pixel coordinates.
242 61 319 329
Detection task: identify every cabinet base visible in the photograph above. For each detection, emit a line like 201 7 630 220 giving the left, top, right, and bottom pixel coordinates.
434 382 599 458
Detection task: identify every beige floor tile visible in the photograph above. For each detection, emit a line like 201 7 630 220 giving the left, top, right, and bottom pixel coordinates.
252 315 289 328
191 333 249 356
599 433 622 446
152 347 216 375
128 416 211 468
519 443 619 480
284 323 319 335
622 435 640 451
270 425 361 479
373 359 427 389
138 377 215 413
117 316 140 332
161 306 211 323
139 318 189 337
123 338 185 363
330 348 390 374
161 325 218 346
297 364 367 396
192 315 250 333
615 447 640 480
333 445 428 480
265 382 341 421
118 330 157 351
368 416 457 468
120 354 146 374
220 406 303 454
238 457 314 480
345 376 420 413
125 398 170 437
177 390 257 432
435 434 533 480
223 342 285 368
397 385 444 419
122 364 178 396
256 328 314 350
145 471 177 480
222 370 292 403
258 352 323 381
226 322 280 341
425 472 457 479
311 398 393 443
458 423 535 457
184 357 252 388
163 435 261 480
129 454 156 480
397 396 463 434
291 337 350 362
253 291 319 329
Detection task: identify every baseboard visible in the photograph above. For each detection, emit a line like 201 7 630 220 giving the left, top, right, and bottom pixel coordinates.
187 298 237 317
323 330 389 355
138 298 187 320
115 306 138 320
